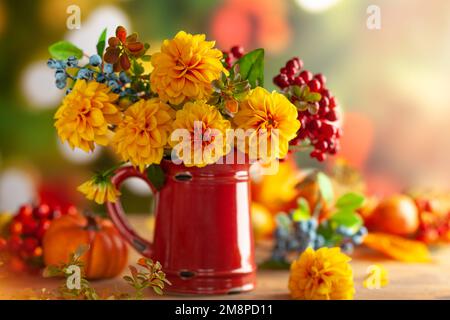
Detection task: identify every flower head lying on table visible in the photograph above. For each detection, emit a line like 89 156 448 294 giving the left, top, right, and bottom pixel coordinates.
289 247 355 300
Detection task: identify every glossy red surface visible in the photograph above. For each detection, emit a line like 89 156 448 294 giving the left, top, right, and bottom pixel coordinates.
106 160 256 295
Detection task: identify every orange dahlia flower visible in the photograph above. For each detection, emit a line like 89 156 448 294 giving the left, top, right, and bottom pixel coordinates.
150 31 225 105
54 80 121 152
233 87 300 161
169 101 231 167
113 98 175 171
289 247 355 300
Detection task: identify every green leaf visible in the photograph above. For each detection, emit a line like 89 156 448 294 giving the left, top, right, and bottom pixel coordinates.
74 244 90 259
335 192 365 211
275 212 291 230
132 60 145 76
317 220 334 241
147 164 165 191
306 92 322 102
96 28 107 56
141 55 151 62
42 265 61 278
331 209 363 229
48 41 83 60
292 85 304 97
153 286 163 295
292 198 310 221
317 172 334 205
235 48 264 88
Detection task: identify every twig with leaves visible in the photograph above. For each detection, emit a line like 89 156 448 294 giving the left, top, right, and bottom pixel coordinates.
42 244 170 300
43 244 99 300
123 258 171 300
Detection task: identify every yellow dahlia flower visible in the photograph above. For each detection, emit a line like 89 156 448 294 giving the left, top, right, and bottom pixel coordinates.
113 98 174 171
78 174 121 205
289 247 355 300
54 80 121 152
233 87 300 161
150 31 225 105
170 101 231 167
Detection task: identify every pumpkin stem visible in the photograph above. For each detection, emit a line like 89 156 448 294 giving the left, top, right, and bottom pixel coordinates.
84 211 100 231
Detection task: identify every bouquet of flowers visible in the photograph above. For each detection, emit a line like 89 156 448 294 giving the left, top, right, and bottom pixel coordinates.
47 26 341 205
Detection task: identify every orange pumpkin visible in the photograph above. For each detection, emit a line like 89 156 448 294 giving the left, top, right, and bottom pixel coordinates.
43 213 128 280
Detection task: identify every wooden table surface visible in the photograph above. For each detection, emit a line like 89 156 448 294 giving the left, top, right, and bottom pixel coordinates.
2 215 450 300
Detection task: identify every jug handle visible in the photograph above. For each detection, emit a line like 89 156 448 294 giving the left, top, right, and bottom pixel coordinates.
106 166 156 258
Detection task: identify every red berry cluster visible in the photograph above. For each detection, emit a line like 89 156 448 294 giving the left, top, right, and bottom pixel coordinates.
223 46 244 69
273 57 341 161
415 198 450 244
0 203 74 271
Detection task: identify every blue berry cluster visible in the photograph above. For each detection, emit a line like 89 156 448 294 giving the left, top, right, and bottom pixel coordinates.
335 225 368 253
271 212 368 263
47 57 77 91
47 55 135 98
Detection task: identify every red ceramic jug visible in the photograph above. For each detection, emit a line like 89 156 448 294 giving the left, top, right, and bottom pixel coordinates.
106 159 256 295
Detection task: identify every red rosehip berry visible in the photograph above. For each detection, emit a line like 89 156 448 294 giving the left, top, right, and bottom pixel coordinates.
22 237 39 254
319 96 329 108
315 140 328 151
10 221 23 235
274 74 290 88
286 60 299 73
308 79 321 92
9 235 23 252
22 218 38 235
17 205 33 220
320 123 336 138
293 76 305 86
319 106 330 117
329 147 338 155
314 73 326 85
307 119 322 132
36 219 51 240
321 89 331 98
292 57 304 70
224 53 232 68
33 246 43 258
231 46 244 59
329 96 337 108
0 238 7 251
325 110 338 121
34 204 50 219
300 70 313 82
310 150 326 162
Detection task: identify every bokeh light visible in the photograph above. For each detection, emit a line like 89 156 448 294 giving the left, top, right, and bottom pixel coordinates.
295 0 342 13
65 5 130 55
57 138 101 164
123 177 153 197
20 61 64 109
211 0 291 53
0 168 36 212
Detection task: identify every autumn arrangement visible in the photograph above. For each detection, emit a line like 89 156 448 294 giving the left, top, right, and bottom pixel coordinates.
0 25 442 301
45 26 342 204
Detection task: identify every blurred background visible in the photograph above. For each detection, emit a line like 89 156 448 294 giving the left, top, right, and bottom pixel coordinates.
1 0 449 214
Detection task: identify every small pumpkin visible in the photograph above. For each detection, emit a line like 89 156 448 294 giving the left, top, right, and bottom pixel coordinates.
43 213 128 279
